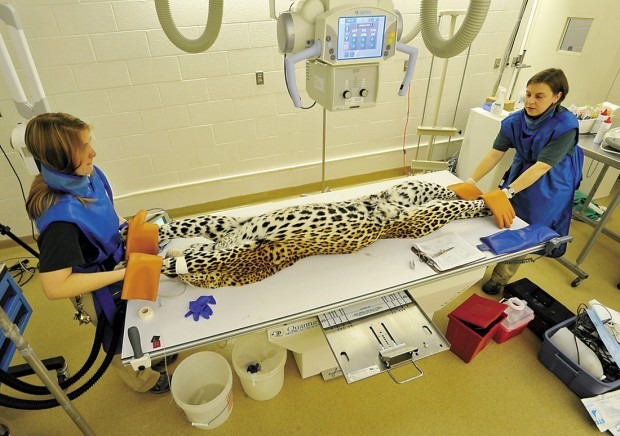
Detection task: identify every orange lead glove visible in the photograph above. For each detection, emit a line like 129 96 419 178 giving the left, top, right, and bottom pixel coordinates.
125 209 159 259
480 189 516 228
121 253 163 301
447 182 483 200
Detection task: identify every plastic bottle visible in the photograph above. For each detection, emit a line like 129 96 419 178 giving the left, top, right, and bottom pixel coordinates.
491 86 506 116
513 89 525 111
500 298 534 332
593 117 612 144
591 108 610 134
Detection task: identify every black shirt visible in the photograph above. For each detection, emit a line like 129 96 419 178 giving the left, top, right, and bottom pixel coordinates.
38 221 106 273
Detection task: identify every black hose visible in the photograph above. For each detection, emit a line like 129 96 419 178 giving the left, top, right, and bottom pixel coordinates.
0 303 125 410
0 311 105 394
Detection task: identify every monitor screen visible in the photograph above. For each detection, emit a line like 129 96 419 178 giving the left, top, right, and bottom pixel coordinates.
337 15 386 61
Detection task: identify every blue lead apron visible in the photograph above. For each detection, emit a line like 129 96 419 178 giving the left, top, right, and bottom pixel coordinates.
36 166 125 325
500 108 583 257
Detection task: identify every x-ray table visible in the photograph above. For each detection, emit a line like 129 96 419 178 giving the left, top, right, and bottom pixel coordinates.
121 171 540 365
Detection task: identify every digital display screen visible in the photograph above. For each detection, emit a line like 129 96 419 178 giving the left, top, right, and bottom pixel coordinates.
337 15 386 61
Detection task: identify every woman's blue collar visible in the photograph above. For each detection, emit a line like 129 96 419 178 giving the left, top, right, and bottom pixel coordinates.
523 105 556 132
40 164 94 197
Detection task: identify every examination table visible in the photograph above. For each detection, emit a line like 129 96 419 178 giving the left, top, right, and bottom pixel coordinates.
121 171 549 375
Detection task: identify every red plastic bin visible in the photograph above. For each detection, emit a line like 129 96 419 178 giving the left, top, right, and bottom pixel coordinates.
446 294 507 363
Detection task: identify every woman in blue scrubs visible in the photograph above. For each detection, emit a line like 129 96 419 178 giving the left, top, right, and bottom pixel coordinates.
24 113 172 393
455 68 583 294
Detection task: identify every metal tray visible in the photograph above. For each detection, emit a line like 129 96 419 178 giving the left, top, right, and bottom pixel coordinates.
319 290 450 384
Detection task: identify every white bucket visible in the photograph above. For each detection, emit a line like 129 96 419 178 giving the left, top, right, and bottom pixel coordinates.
232 332 287 401
171 352 233 430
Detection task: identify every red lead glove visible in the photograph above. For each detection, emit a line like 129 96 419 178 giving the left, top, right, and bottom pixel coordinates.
480 189 516 229
121 253 163 301
125 209 159 259
447 182 483 200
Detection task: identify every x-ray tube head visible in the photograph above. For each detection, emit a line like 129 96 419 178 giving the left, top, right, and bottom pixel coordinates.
279 1 401 111
277 12 296 53
277 0 326 54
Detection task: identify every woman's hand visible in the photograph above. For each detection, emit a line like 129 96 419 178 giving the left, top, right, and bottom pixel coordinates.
480 189 516 228
125 209 159 258
447 182 483 200
121 253 163 302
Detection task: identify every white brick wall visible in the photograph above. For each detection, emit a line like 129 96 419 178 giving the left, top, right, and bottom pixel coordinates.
127 56 182 84
72 62 131 90
107 85 162 112
53 3 118 36
0 0 525 240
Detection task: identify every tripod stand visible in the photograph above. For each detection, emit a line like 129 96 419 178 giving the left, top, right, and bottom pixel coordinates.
0 222 39 258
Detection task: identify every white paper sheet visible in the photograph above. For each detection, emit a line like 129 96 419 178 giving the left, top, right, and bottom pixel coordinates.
582 389 620 434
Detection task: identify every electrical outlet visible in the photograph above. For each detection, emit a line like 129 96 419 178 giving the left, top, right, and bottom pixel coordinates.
255 71 264 85
494 58 501 69
403 60 408 72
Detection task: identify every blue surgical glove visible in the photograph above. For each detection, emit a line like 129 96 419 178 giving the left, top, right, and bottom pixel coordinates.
185 295 217 321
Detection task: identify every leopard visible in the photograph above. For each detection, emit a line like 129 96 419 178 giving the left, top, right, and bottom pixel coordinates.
153 179 492 289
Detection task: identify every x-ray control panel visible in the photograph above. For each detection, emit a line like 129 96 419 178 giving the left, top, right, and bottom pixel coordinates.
316 8 398 65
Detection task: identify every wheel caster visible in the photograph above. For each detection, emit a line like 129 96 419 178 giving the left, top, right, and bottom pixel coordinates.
571 277 582 287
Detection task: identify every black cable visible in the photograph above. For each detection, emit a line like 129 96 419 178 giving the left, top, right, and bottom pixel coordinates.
0 143 37 242
571 304 620 382
498 255 542 265
0 309 105 394
4 258 38 286
0 303 125 410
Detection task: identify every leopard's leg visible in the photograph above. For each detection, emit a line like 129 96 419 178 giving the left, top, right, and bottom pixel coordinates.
381 199 491 239
158 214 248 241
161 240 260 277
161 240 305 288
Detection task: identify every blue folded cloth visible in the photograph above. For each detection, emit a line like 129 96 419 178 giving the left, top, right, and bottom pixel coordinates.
478 224 560 255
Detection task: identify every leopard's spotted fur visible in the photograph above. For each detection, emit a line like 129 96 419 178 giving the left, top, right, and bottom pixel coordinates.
156 180 491 288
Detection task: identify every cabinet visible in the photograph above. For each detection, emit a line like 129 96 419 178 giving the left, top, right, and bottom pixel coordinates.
456 107 514 193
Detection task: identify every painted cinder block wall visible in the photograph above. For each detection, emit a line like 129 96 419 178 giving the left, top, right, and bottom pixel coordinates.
0 0 525 240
